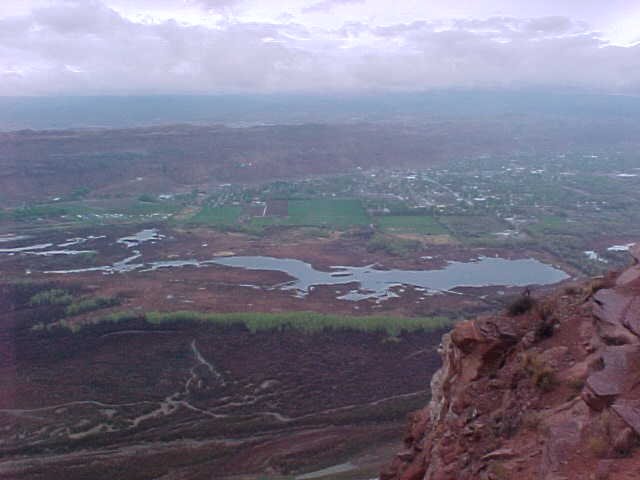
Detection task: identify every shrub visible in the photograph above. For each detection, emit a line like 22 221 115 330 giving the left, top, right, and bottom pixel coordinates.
366 234 421 256
535 320 555 341
563 285 581 296
132 311 451 336
587 435 609 458
507 295 537 316
587 277 614 296
535 368 557 392
488 462 510 480
521 411 542 431
70 186 91 199
54 310 453 336
534 300 555 321
65 296 121 316
585 410 616 458
523 353 556 392
29 289 73 307
137 193 156 203
78 251 98 264
101 310 139 321
567 377 585 392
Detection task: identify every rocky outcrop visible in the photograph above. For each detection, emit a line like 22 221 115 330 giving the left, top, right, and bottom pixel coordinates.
382 245 640 480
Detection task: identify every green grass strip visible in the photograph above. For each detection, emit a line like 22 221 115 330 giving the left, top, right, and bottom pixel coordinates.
145 310 452 336
51 310 453 336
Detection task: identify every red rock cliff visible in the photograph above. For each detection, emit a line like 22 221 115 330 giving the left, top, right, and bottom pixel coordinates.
382 245 640 480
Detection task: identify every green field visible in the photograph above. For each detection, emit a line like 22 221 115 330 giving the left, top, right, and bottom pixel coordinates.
438 215 507 237
375 215 446 234
286 199 369 227
526 215 569 235
5 199 182 224
525 215 599 237
246 199 369 229
188 205 242 226
525 214 627 238
118 200 181 216
10 203 96 221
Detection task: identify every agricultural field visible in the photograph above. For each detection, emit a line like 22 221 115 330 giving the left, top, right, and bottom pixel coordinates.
437 215 509 238
375 215 446 234
286 199 369 227
193 199 371 230
3 148 640 276
4 197 184 226
187 205 243 226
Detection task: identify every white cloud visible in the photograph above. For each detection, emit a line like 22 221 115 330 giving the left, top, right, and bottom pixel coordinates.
302 0 364 14
1 0 640 95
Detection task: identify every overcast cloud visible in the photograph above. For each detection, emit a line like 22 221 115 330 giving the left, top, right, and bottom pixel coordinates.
1 0 639 95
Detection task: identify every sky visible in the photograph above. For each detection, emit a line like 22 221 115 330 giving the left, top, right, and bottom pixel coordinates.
1 0 640 95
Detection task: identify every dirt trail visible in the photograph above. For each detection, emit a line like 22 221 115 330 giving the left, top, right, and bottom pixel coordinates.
190 339 226 386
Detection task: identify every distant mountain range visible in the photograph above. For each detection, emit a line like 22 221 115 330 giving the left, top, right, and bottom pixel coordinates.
1 90 639 131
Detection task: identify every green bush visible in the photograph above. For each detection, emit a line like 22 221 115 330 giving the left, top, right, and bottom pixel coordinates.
137 193 156 203
145 311 452 336
65 297 121 316
58 310 452 336
524 353 557 392
29 289 73 307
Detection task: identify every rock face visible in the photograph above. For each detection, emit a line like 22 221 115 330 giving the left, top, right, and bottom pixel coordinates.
382 245 640 480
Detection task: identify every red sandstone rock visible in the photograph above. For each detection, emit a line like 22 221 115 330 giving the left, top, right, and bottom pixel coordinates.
382 257 640 480
612 400 640 436
612 426 638 455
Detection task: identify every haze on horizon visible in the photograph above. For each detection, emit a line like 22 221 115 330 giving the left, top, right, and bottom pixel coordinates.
1 0 640 96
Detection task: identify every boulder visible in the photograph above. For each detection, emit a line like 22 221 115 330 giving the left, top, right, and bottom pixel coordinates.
612 426 638 455
584 345 640 410
592 289 638 345
612 399 640 436
450 320 484 354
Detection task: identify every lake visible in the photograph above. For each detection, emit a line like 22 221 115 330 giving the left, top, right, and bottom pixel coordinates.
212 255 569 301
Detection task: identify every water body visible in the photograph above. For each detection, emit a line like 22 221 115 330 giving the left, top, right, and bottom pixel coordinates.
212 256 569 300
0 243 53 253
32 225 567 300
0 234 106 254
608 243 636 252
58 237 89 248
0 234 30 243
45 251 144 275
26 250 96 257
584 251 608 263
0 230 161 270
117 229 164 248
44 253 568 301
295 462 356 480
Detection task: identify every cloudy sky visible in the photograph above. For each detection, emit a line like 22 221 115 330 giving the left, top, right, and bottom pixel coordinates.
1 0 640 95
